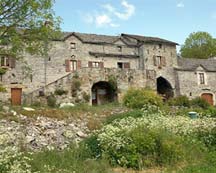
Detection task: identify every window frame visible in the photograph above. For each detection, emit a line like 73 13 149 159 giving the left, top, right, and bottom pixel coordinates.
198 72 206 85
70 42 76 49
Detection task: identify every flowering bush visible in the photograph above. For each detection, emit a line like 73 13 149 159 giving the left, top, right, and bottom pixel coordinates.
95 105 216 168
0 146 34 173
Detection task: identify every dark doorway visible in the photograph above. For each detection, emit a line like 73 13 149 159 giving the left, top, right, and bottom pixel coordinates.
91 81 117 105
157 77 174 100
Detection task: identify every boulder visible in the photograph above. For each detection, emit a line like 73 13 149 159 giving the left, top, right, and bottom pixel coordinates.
59 102 75 108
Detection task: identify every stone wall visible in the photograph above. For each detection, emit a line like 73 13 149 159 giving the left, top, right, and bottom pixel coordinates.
23 67 146 105
176 69 216 104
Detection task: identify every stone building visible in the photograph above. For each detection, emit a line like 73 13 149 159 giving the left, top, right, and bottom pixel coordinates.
0 32 215 106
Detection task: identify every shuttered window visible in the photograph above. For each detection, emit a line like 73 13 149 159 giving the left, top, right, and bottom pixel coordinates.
88 61 104 68
117 62 130 69
153 56 166 67
0 56 16 68
65 59 81 72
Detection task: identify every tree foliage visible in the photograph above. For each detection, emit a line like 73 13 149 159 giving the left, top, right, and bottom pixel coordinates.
180 31 216 59
0 0 61 57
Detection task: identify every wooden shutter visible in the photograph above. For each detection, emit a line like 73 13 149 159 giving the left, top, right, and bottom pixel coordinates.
100 62 104 68
153 55 157 66
9 57 16 68
77 60 81 69
88 61 92 68
65 59 70 72
124 62 130 69
161 56 166 66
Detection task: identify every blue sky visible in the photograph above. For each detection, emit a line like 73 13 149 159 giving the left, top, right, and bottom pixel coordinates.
54 0 216 47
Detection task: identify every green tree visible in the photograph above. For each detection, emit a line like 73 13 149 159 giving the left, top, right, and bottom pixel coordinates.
0 0 61 57
180 31 216 59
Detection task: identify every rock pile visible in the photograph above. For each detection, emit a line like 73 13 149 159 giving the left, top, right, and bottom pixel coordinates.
0 114 89 150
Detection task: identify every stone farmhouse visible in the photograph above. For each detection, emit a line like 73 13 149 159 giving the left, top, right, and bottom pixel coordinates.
0 32 216 106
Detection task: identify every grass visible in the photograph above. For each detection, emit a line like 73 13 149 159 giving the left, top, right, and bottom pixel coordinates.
28 143 113 173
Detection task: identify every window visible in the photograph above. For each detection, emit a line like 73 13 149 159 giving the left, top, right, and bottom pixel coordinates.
158 44 162 49
117 62 123 69
146 70 156 80
156 56 162 66
0 56 15 68
198 73 205 85
70 60 77 71
153 56 166 67
117 62 130 69
65 59 81 72
92 62 100 68
0 56 9 67
88 61 103 68
70 42 76 49
117 46 122 52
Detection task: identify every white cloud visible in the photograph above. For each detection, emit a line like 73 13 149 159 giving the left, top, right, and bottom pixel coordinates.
91 14 118 28
95 14 112 27
82 0 135 28
177 2 184 8
103 0 135 20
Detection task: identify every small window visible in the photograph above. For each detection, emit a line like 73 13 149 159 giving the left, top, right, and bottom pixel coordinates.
0 56 9 67
70 42 76 49
158 44 162 49
198 73 205 85
117 62 123 69
156 56 162 66
117 46 122 52
70 60 77 71
30 74 33 82
92 62 100 68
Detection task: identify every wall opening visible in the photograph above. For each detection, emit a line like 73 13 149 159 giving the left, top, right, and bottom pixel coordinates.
157 77 174 100
91 81 117 105
201 93 214 105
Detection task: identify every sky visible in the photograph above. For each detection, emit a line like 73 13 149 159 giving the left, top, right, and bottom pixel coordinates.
53 0 216 48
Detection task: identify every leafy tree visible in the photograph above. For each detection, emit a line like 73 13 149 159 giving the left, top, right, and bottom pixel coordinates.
0 0 61 57
180 31 216 59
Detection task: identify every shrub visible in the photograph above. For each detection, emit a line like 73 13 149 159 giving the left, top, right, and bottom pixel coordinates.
191 97 210 109
205 107 216 117
0 85 7 93
54 88 68 96
168 95 190 107
123 88 162 109
97 125 200 169
82 91 90 102
47 95 56 107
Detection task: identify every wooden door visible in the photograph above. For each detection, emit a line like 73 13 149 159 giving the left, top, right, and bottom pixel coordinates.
201 93 214 105
11 88 22 105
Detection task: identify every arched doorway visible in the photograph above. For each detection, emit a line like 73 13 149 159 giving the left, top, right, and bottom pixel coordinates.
157 77 174 100
91 81 117 105
201 93 214 105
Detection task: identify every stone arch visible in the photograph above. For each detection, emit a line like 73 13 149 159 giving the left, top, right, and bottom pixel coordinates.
91 81 117 105
201 93 214 105
157 76 174 100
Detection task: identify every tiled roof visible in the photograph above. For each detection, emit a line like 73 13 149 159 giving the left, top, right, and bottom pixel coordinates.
176 57 216 72
121 33 178 45
57 32 177 46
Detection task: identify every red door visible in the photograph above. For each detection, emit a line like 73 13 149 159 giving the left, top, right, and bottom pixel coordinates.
11 88 22 105
201 93 214 105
